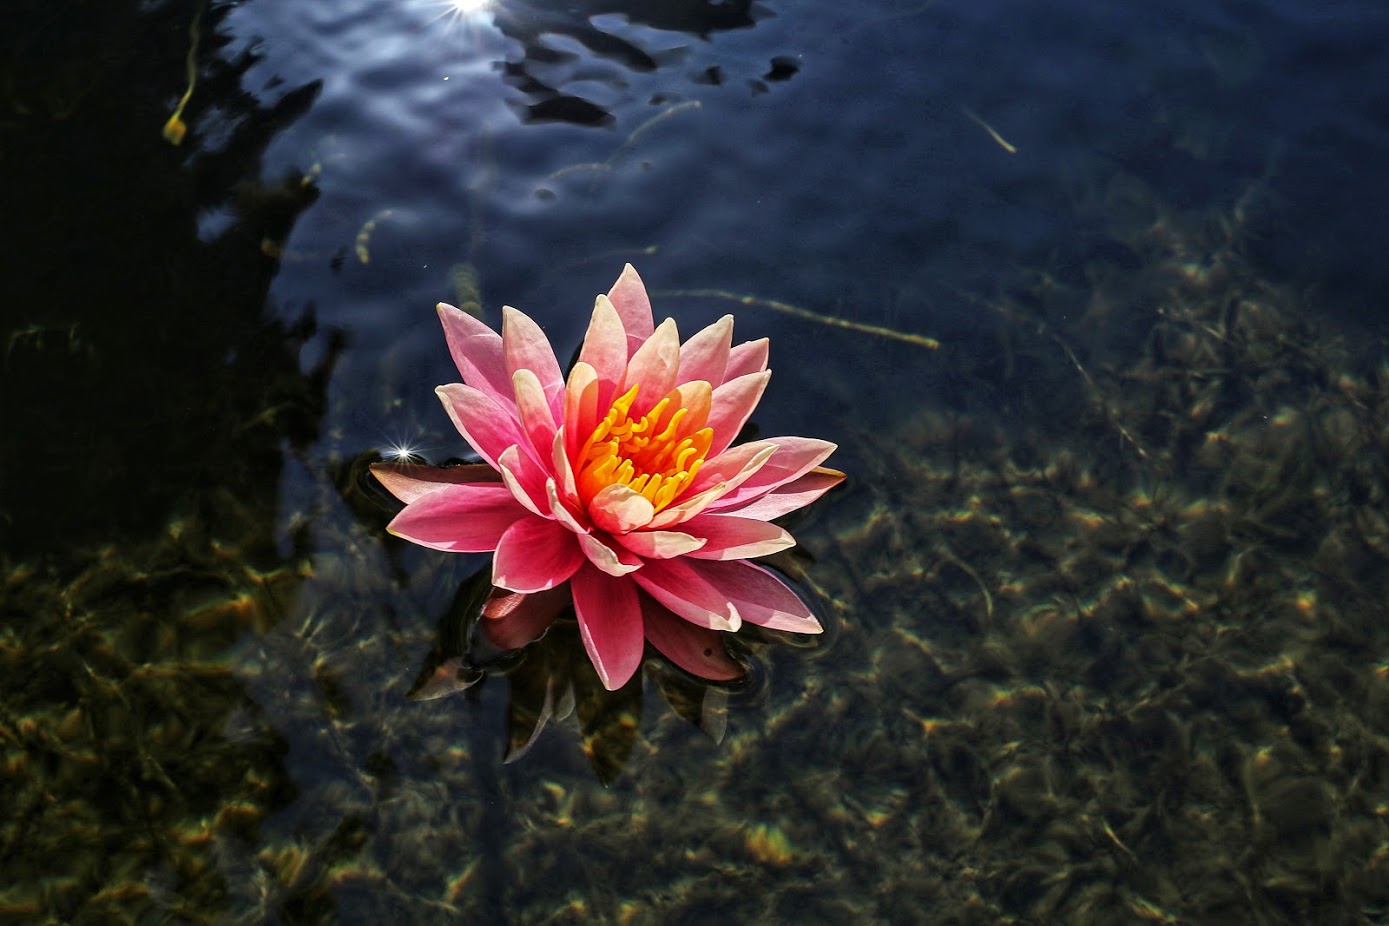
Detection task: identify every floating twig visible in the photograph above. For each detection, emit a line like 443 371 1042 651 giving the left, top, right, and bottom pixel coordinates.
162 5 204 145
961 106 1018 154
658 289 941 351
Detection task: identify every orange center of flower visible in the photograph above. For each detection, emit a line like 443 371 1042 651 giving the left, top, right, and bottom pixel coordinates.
576 384 714 513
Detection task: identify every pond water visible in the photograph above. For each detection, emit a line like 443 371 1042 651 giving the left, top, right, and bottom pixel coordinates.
5 0 1389 922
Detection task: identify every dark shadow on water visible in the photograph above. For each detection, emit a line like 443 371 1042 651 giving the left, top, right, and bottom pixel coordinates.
0 1 335 921
0 0 329 557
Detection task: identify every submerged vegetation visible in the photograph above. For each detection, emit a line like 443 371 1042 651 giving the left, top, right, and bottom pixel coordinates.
7 158 1389 920
811 187 1389 923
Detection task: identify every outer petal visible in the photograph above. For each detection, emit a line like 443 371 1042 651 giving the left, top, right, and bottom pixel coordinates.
640 595 743 681
705 370 770 457
680 514 795 560
436 383 526 469
578 532 644 576
615 529 706 559
705 437 838 512
619 317 680 417
370 462 500 505
701 560 823 633
607 263 655 354
502 306 565 418
387 484 529 552
497 444 549 517
571 564 645 690
547 479 589 534
720 467 845 520
480 586 570 651
512 368 558 461
631 558 740 631
438 304 512 408
577 297 628 411
589 484 656 534
494 518 584 592
677 315 733 388
724 338 769 382
551 428 579 506
649 443 777 529
685 441 778 497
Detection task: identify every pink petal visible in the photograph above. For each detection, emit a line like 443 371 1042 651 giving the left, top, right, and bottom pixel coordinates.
437 304 512 408
705 371 770 457
619 317 681 417
645 480 731 530
480 586 570 651
497 445 549 517
563 362 600 463
570 564 645 690
650 443 778 529
680 514 795 560
724 338 769 381
631 558 740 631
686 441 778 497
387 483 529 552
678 315 733 387
706 438 839 512
720 467 845 520
493 517 584 592
671 380 712 432
369 462 500 505
512 368 558 461
577 297 628 411
502 306 565 418
550 429 579 506
546 479 589 535
701 560 823 633
640 595 743 681
615 529 706 559
435 383 525 469
607 263 655 355
589 484 656 534
578 532 644 577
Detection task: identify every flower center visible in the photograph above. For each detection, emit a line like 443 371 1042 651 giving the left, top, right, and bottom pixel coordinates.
576 384 713 513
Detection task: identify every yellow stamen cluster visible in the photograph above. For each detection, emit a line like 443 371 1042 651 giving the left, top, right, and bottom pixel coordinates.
577 384 713 513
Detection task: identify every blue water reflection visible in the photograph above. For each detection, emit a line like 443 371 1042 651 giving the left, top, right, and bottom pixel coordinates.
235 0 1389 452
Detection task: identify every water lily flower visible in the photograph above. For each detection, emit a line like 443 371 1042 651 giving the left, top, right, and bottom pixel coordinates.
373 265 843 690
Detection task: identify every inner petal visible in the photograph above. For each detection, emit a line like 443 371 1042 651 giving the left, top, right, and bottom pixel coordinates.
574 382 715 517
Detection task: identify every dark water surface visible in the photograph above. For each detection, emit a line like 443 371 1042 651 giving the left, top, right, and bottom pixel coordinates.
5 0 1389 922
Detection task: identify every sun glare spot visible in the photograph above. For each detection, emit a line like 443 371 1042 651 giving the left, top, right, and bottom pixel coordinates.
380 439 426 464
417 0 501 47
430 0 490 27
